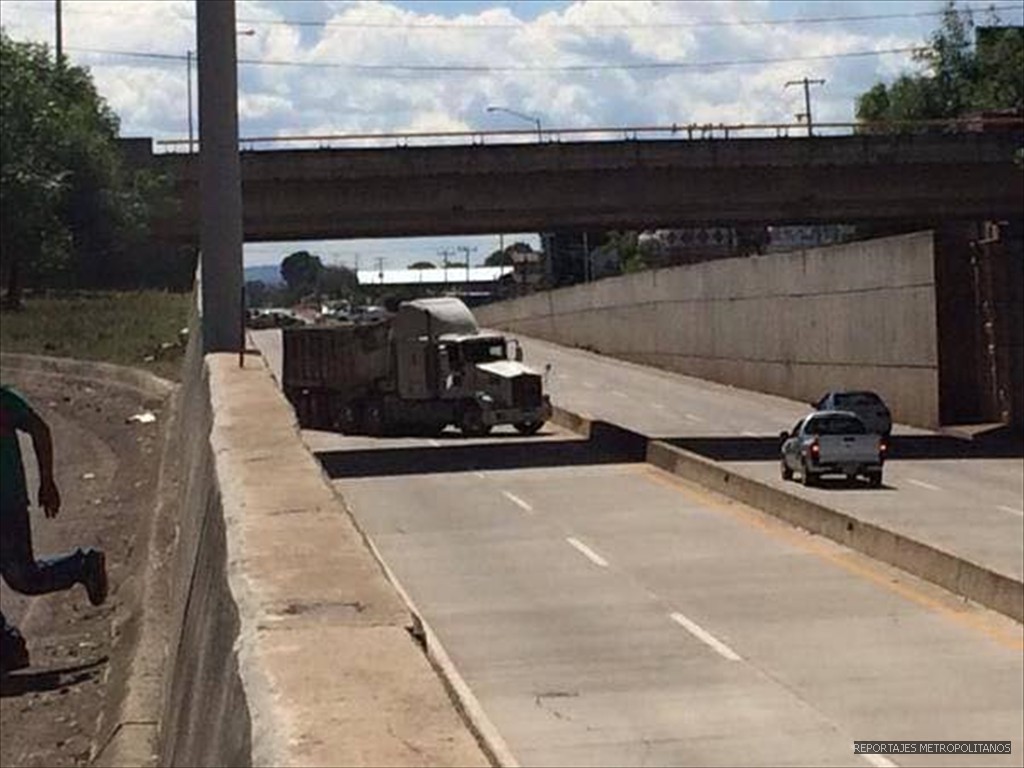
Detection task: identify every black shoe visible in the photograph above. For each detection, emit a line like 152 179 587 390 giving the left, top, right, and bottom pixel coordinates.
0 633 30 676
84 549 108 607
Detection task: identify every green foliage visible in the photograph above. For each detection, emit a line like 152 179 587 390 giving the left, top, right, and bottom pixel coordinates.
279 250 323 298
855 2 1024 125
318 264 358 299
409 261 436 269
599 231 657 274
0 291 191 380
276 252 358 303
484 241 535 266
0 30 169 302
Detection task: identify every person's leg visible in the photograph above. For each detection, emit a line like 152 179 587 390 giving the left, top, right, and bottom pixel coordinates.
0 503 106 605
0 610 29 673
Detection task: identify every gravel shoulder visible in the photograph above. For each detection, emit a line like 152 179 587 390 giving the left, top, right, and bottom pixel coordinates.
0 364 172 768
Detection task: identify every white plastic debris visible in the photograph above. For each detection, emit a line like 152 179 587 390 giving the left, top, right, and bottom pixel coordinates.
82 472 96 480
127 411 157 424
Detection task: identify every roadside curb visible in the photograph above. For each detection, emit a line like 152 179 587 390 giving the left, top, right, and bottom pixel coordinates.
0 353 176 399
356 529 519 768
551 406 1024 623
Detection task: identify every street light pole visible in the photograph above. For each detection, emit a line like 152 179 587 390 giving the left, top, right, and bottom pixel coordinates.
486 105 543 142
55 0 63 63
785 77 825 137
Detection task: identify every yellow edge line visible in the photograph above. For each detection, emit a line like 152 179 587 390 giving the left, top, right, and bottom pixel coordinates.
639 466 1024 652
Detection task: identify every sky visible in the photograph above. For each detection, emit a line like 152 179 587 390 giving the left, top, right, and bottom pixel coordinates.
2 0 1022 269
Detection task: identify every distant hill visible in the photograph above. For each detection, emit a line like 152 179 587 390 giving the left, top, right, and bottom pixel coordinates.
244 265 283 285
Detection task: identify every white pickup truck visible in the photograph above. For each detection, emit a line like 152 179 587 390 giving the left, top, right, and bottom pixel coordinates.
780 411 887 487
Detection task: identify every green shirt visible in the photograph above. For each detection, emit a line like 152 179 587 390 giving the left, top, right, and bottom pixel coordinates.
0 385 32 511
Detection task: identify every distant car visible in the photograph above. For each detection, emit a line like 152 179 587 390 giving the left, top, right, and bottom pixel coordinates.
812 390 892 436
780 411 887 487
247 308 305 329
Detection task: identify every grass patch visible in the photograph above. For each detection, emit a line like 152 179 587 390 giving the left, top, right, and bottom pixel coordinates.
0 291 192 381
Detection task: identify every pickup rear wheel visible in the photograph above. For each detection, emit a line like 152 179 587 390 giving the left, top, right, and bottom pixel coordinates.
801 459 817 487
514 420 544 436
460 406 491 438
780 459 793 481
867 471 883 487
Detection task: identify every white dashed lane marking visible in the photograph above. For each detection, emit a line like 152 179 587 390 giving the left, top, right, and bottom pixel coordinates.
669 612 741 662
859 753 899 768
501 491 533 513
907 478 942 491
997 505 1024 518
566 537 609 567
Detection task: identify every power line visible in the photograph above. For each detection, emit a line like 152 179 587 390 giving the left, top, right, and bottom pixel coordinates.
236 4 1021 30
14 3 1023 31
65 45 927 74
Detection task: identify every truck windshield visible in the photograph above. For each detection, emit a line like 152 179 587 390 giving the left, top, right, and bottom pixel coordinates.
806 415 867 435
460 339 507 363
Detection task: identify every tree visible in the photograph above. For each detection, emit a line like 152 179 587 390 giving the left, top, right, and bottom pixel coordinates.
279 250 323 299
0 31 167 305
245 280 269 308
855 2 1023 125
409 261 436 269
484 241 535 266
318 264 359 299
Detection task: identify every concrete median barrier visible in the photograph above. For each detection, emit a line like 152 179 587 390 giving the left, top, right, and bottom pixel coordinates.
551 406 1023 623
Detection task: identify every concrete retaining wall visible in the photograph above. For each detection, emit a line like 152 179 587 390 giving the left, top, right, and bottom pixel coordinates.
154 311 488 766
478 231 941 427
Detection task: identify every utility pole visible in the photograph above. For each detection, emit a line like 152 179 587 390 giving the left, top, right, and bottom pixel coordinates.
187 50 194 154
438 248 455 287
457 245 477 287
785 77 825 137
55 0 63 63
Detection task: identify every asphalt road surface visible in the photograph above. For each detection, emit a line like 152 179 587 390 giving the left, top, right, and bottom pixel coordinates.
308 426 1022 767
252 328 1023 766
513 335 1024 583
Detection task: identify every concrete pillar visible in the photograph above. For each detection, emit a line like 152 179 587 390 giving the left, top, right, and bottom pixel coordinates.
197 0 243 352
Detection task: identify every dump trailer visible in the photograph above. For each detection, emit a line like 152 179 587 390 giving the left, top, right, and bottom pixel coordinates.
282 297 551 436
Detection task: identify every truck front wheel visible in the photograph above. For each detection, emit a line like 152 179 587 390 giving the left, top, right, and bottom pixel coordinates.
514 420 544 435
460 407 491 438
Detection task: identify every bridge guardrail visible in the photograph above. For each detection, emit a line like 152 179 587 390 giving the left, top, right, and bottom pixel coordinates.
153 117 1024 152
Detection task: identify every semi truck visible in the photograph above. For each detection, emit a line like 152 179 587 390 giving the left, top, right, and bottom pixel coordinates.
282 297 552 437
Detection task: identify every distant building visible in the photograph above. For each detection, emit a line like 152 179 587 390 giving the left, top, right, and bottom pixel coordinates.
356 266 514 305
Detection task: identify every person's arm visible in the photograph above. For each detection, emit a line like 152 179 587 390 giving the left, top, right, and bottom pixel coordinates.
24 409 61 518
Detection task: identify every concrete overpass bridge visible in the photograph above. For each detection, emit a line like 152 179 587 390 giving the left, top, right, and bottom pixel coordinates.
137 131 1024 244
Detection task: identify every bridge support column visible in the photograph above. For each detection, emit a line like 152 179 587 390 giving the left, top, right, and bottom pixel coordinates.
197 0 243 353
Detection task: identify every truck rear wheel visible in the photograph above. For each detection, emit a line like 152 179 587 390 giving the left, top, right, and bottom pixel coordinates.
460 407 491 438
514 420 544 435
362 401 386 436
